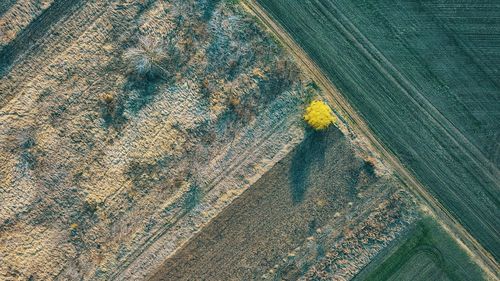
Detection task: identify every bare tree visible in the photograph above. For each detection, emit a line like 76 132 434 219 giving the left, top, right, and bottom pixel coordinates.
123 37 168 76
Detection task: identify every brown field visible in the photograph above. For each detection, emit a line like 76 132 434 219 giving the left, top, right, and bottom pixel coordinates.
149 128 416 280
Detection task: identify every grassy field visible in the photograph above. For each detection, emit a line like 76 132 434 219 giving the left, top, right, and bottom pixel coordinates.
150 128 417 280
0 0 311 279
256 0 500 259
354 217 486 281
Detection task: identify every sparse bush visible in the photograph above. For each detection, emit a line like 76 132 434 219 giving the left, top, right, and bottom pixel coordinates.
99 93 117 126
274 57 300 88
304 100 336 130
123 37 167 76
228 92 255 123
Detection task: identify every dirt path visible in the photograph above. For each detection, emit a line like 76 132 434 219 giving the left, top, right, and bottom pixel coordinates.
240 0 499 278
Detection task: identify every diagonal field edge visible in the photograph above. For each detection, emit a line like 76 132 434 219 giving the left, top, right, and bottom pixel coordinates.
240 0 499 278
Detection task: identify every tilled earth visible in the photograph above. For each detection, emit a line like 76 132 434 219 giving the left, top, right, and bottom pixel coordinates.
150 128 416 281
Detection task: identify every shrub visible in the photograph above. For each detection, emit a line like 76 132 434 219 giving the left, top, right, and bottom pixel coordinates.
123 37 167 75
304 100 336 130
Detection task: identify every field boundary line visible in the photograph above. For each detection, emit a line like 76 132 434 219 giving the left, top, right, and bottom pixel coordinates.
313 0 499 191
110 115 303 280
310 0 499 255
241 0 499 279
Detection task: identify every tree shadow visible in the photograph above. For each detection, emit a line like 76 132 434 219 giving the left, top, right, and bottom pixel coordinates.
289 127 330 204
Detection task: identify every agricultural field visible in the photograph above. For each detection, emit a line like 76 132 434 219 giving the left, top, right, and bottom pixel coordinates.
353 217 486 281
0 0 421 280
0 0 495 280
149 128 418 280
256 0 500 260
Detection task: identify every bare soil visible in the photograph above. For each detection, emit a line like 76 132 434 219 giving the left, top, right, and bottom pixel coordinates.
150 128 416 281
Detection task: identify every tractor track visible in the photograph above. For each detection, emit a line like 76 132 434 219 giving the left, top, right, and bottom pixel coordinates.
0 0 112 109
111 104 304 280
0 0 85 76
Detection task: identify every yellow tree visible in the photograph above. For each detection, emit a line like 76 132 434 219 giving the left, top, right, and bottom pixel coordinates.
304 100 336 130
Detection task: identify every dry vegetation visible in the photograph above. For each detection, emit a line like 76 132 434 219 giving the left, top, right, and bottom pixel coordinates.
0 0 308 279
123 37 169 76
0 0 55 48
1 0 421 280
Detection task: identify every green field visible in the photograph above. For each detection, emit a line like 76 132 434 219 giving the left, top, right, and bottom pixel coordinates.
354 217 486 281
256 0 500 259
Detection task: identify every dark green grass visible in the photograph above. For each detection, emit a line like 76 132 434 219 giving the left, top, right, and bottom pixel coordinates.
355 217 485 281
256 0 500 259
